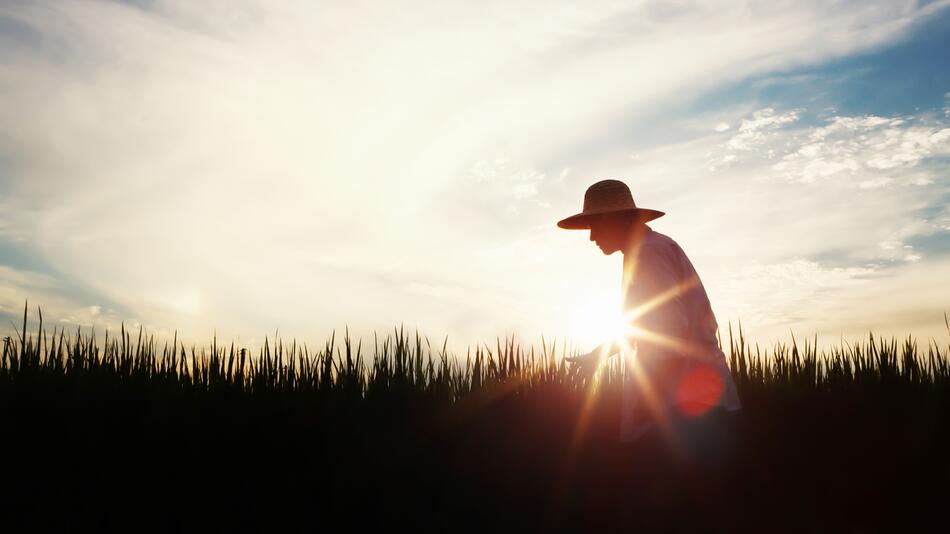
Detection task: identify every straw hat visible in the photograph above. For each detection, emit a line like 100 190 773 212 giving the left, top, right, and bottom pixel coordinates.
557 179 664 230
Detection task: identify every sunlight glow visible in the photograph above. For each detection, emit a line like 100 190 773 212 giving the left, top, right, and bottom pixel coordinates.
163 288 203 316
570 294 627 349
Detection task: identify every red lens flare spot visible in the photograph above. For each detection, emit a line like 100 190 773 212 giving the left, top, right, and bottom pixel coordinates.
675 364 724 418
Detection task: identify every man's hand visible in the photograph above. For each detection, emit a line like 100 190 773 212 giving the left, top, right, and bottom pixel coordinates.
565 350 604 383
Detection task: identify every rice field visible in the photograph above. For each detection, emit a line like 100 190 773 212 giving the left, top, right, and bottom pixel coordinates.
2 304 949 532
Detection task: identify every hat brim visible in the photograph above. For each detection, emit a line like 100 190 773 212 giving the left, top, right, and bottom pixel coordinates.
556 207 665 230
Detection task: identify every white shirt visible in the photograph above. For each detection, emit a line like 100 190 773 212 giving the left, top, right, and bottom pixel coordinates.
618 227 742 443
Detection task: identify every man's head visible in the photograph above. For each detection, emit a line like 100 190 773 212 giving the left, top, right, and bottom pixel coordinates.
556 180 665 247
588 212 646 255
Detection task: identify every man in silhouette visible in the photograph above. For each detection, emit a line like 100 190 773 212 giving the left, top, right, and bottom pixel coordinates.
558 179 742 526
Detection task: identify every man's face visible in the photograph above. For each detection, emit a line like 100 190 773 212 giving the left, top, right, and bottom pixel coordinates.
588 213 631 255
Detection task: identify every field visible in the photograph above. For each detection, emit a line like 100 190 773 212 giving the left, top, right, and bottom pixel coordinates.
2 306 949 532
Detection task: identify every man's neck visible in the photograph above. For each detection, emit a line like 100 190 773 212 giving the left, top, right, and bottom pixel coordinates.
622 223 651 257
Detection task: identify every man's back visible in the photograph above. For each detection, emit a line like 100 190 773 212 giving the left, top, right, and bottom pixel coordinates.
619 226 741 442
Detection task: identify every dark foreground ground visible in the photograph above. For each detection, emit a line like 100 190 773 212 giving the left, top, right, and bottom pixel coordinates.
2 373 948 533
3 323 949 532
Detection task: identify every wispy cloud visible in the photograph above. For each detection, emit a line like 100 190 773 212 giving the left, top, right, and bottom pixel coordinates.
716 259 878 327
772 115 950 184
725 108 803 152
0 265 125 334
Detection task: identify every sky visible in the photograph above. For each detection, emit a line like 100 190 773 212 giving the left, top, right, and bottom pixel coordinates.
1 0 949 357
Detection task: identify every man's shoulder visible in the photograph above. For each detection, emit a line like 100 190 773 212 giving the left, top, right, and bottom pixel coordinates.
643 228 675 245
624 229 683 277
641 228 683 255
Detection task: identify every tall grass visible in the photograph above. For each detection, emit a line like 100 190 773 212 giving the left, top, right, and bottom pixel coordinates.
4 304 949 399
2 303 949 532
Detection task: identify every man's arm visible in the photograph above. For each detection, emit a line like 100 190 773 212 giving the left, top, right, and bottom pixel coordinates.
586 336 636 360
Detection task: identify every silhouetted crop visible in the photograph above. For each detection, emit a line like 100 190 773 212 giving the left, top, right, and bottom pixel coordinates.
2 303 948 532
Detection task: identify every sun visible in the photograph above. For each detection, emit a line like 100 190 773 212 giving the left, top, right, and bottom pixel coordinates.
569 294 631 351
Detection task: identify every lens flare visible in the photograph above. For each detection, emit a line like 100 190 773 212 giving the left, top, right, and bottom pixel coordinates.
675 364 724 418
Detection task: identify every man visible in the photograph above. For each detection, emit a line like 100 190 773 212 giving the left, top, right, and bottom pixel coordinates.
558 179 742 523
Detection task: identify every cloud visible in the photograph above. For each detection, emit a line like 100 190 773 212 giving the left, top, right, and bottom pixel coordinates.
858 177 893 189
714 256 950 345
726 108 802 151
775 116 950 183
705 108 950 186
0 265 125 334
715 259 878 327
467 157 547 220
